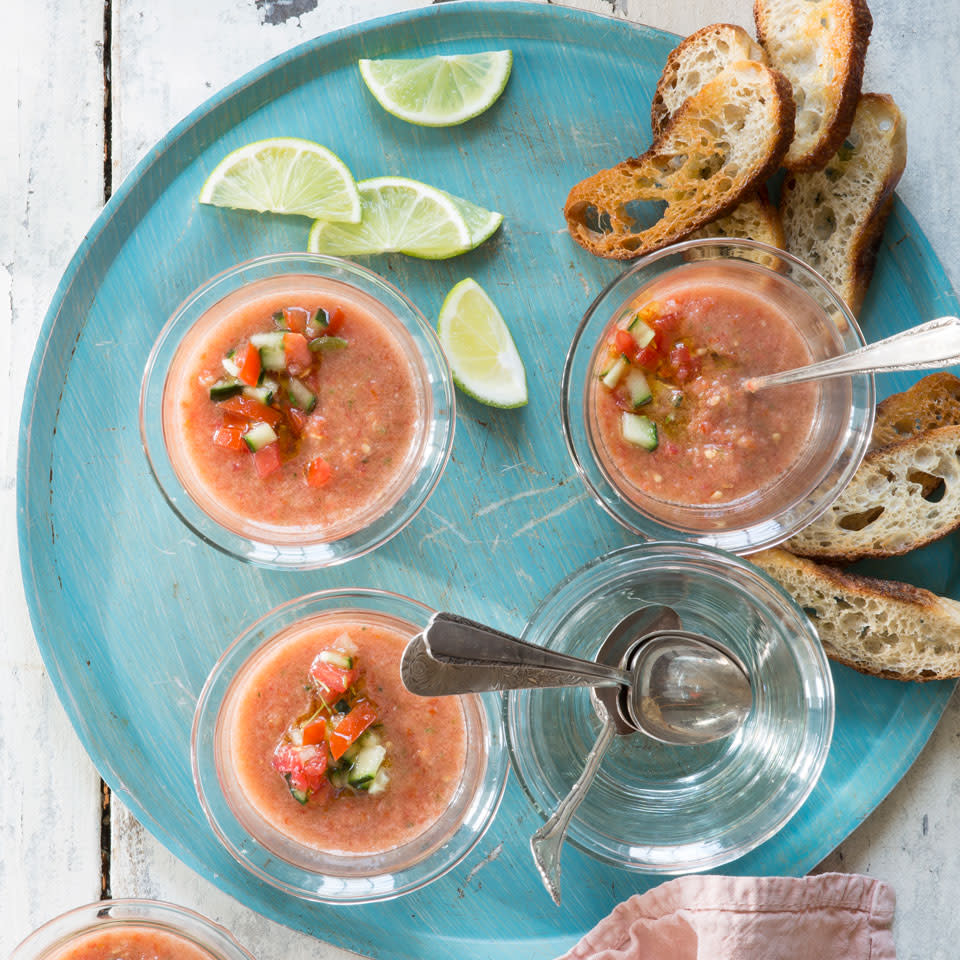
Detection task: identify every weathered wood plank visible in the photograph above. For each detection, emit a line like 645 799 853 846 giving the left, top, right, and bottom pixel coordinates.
0 1 106 955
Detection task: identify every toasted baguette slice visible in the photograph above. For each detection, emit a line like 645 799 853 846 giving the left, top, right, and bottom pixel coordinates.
751 548 960 681
755 0 873 171
873 373 960 449
565 61 794 260
651 24 768 137
780 94 906 315
688 186 785 248
785 424 960 562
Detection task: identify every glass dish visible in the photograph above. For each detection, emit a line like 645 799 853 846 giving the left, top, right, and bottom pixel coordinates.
507 542 834 874
141 253 454 569
561 238 875 554
10 900 254 960
192 589 509 904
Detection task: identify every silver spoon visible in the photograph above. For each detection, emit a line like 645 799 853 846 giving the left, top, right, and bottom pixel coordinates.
528 605 681 906
743 316 960 393
401 612 751 744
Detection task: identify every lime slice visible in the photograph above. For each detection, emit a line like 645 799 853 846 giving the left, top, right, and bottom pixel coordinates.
447 193 504 248
358 51 513 127
199 138 361 222
308 177 476 260
438 278 527 408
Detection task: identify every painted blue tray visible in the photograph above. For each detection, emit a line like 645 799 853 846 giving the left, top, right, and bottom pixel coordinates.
18 3 958 958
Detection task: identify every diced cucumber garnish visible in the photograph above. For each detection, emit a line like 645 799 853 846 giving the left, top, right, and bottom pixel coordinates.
284 775 309 805
221 354 241 377
309 336 347 353
621 412 658 451
600 355 629 389
286 377 317 413
307 307 329 333
328 768 350 790
242 378 278 405
348 744 386 789
319 649 354 670
367 767 390 796
625 369 652 408
242 422 278 452
627 315 656 348
251 331 287 371
209 378 244 401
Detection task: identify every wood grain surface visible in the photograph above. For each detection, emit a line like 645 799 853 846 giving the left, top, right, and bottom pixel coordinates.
5 2 960 959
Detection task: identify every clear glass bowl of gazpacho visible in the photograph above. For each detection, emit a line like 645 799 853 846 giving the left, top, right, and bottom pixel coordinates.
507 542 834 874
10 900 254 960
562 238 875 554
141 253 454 569
192 588 509 903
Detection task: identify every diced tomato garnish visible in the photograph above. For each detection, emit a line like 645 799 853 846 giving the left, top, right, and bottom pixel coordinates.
636 345 660 369
285 407 308 436
669 343 701 383
306 456 332 488
222 395 282 427
284 332 312 374
283 306 309 335
328 700 379 760
273 742 328 793
301 718 327 746
325 306 345 335
309 654 359 699
254 441 281 478
213 424 247 452
237 342 261 387
614 329 635 357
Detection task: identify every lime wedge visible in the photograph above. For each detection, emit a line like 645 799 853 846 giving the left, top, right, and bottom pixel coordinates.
309 176 486 260
447 193 504 248
199 138 361 222
438 278 527 408
358 51 513 127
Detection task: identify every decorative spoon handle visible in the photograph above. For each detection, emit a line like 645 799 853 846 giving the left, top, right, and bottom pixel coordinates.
530 715 617 906
744 316 960 392
401 612 631 697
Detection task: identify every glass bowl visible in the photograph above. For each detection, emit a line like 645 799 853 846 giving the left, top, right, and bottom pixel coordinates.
141 253 454 569
561 238 875 554
10 899 254 960
192 589 509 904
507 542 834 874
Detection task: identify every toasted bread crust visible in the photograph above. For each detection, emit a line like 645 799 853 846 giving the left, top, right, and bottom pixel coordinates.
751 548 960 681
565 62 795 260
873 373 960 449
688 185 785 248
755 0 873 171
651 24 767 137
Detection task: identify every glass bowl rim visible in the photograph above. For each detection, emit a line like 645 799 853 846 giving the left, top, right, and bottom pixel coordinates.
505 540 836 873
560 237 876 554
191 587 510 904
139 251 455 570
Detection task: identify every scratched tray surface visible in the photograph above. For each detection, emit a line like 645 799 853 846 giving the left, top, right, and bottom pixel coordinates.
17 3 958 958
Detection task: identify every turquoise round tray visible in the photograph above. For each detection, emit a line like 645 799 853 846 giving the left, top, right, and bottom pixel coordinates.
17 3 958 958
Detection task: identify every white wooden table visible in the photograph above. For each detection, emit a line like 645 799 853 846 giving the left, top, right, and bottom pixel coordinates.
3 2 959 957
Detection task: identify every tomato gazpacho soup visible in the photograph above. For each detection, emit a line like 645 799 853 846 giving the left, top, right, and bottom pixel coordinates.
41 928 215 960
593 271 819 506
162 275 423 540
225 617 468 855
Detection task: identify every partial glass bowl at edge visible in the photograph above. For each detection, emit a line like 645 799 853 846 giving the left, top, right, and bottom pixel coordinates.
561 238 876 554
506 542 835 874
140 253 455 570
10 900 254 960
192 588 509 904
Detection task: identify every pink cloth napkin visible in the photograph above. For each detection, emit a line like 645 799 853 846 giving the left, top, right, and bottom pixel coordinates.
557 873 895 960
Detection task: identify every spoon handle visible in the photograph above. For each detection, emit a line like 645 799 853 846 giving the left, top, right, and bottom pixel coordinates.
745 316 960 392
421 612 631 690
530 716 616 906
